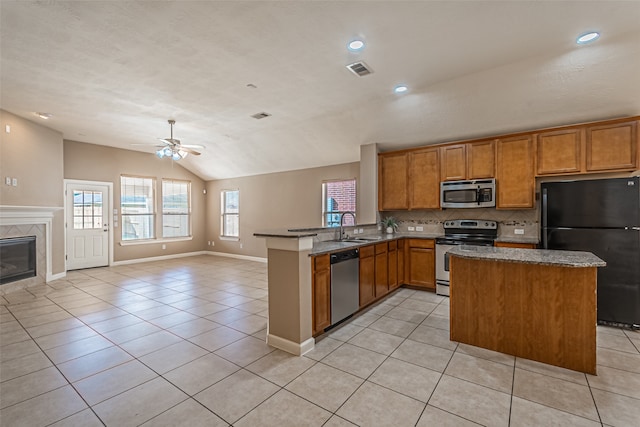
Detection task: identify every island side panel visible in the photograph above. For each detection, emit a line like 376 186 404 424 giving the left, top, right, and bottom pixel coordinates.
267 248 313 345
450 256 596 374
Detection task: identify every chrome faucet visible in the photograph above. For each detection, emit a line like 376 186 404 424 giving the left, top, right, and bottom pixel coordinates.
339 211 356 241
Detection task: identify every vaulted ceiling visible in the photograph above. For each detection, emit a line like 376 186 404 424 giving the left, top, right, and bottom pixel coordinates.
2 1 639 180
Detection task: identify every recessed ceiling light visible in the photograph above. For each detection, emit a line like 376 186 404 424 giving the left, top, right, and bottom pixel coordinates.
394 85 408 94
576 32 600 44
34 112 52 119
347 39 365 52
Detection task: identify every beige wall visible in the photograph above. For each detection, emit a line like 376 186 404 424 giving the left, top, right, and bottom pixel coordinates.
0 110 66 274
64 140 207 262
206 162 360 258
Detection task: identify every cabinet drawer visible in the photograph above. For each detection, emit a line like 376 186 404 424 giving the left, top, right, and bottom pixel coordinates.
359 245 374 258
375 242 388 254
408 239 434 249
314 254 330 271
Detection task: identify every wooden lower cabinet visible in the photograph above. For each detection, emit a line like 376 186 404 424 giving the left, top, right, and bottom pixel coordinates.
388 240 398 290
494 241 537 249
359 245 375 307
311 254 331 335
406 239 435 290
374 243 389 297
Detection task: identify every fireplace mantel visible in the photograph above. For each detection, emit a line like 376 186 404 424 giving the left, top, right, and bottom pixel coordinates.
0 205 63 283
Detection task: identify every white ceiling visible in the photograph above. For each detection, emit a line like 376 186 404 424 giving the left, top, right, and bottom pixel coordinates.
2 1 640 180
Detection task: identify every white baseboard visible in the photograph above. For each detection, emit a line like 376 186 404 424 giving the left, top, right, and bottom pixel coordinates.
109 250 267 267
267 334 315 356
205 251 267 263
47 271 67 282
111 251 209 266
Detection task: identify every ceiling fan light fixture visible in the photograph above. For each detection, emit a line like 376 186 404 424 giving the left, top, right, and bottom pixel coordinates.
576 31 600 44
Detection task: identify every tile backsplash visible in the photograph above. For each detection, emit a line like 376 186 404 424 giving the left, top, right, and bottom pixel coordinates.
385 208 539 239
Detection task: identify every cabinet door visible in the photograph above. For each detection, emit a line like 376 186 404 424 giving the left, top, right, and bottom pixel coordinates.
374 243 388 297
467 140 495 179
312 255 331 335
378 153 409 210
409 148 440 209
440 144 466 181
397 239 405 285
407 239 435 290
536 129 582 175
496 136 535 209
359 246 375 307
586 121 638 172
388 243 398 290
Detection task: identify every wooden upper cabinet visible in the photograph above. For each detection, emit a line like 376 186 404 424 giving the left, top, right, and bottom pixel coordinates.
441 141 495 181
586 121 638 172
409 148 440 209
496 136 535 209
378 153 408 210
536 129 582 175
440 144 466 181
467 140 495 179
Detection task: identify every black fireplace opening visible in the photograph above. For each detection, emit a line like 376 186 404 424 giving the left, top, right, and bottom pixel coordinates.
0 236 37 285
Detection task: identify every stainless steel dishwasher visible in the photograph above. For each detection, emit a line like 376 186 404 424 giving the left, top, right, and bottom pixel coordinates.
330 248 360 325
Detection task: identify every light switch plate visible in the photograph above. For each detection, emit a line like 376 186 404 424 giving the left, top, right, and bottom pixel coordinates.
11 178 17 186
5 177 11 185
515 229 525 235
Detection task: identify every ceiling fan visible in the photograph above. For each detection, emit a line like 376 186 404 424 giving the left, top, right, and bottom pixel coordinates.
137 119 204 160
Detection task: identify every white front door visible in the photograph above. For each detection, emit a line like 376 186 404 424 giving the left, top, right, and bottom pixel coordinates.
66 182 110 270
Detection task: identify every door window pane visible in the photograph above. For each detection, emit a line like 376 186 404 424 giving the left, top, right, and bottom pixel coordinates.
73 190 103 229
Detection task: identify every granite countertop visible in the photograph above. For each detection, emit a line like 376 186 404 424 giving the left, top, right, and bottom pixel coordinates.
253 229 318 238
449 245 606 268
311 232 442 255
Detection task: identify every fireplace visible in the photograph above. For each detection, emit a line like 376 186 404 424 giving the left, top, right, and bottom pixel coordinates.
0 236 37 285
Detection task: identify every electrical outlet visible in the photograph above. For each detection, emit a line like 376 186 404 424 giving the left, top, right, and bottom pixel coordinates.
240 243 243 249
12 178 17 187
515 229 525 235
358 228 364 234
5 177 11 186
211 241 214 246
416 226 424 232
407 226 415 231
207 241 211 246
162 244 166 249
5 125 10 133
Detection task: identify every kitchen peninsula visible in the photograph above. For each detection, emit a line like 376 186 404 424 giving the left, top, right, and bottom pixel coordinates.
449 246 605 374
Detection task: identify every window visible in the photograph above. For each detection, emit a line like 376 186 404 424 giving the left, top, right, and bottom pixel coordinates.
162 180 190 238
322 179 356 227
221 190 239 237
72 190 103 229
121 176 155 241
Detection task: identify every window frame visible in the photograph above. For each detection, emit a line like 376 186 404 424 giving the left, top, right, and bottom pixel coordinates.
221 189 240 239
161 179 192 238
322 178 357 228
120 175 156 242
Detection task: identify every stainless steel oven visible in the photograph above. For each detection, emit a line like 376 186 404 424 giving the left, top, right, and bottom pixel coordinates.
435 220 497 296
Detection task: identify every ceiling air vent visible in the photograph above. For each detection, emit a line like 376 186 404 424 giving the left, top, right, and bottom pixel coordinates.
251 112 271 120
346 61 373 77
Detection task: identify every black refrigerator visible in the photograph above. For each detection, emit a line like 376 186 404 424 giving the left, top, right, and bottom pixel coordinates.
541 177 640 327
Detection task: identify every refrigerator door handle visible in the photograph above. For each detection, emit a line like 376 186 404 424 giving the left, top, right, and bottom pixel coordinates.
542 188 548 248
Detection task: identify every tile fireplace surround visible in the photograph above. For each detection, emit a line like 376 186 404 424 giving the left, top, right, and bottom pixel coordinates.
0 206 61 295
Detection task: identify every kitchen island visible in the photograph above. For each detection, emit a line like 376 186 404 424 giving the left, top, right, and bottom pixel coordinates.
449 246 605 374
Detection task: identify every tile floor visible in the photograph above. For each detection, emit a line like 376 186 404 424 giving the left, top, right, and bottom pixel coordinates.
1 254 640 426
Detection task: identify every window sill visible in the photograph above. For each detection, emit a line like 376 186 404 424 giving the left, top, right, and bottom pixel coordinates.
219 236 240 242
119 236 193 246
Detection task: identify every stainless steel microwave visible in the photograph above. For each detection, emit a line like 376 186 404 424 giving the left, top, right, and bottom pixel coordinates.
440 179 496 208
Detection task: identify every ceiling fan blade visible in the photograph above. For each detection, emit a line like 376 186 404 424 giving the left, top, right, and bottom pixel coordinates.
132 143 165 147
179 144 205 150
158 137 180 145
178 146 201 155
